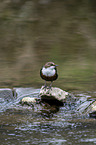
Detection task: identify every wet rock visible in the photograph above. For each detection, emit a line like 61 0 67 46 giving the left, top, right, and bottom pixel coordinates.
89 111 96 118
89 101 96 118
40 103 59 117
76 100 94 114
65 93 77 106
90 101 96 111
21 97 37 106
39 86 68 106
13 87 40 98
0 88 13 101
22 97 37 103
76 97 88 105
76 97 96 118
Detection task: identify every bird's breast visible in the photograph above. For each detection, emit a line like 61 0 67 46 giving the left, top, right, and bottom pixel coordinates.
40 67 58 81
42 67 56 77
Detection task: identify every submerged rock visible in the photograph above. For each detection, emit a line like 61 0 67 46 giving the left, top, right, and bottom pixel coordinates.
76 97 96 118
0 88 13 101
13 87 40 98
76 100 94 114
39 86 68 106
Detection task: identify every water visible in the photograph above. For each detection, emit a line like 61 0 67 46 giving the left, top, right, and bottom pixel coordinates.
0 0 96 91
0 0 96 144
0 88 96 145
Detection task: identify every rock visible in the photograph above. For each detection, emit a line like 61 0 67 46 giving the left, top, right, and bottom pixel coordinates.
76 100 94 114
89 101 96 118
76 97 87 105
13 87 40 98
21 97 37 106
39 86 68 106
0 88 13 101
90 101 96 111
22 97 37 103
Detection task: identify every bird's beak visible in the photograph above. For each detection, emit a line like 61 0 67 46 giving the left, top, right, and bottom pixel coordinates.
55 65 58 67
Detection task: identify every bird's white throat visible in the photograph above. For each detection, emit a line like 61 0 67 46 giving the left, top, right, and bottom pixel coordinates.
42 66 55 77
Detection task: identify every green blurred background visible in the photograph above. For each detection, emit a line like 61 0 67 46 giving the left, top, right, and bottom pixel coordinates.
0 0 96 91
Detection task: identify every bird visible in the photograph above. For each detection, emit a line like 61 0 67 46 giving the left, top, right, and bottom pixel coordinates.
40 62 58 88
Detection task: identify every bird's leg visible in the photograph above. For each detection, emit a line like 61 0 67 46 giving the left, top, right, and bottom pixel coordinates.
44 81 47 88
49 81 52 89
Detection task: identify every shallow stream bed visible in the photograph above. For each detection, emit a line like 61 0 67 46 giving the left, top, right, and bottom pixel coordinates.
0 88 96 145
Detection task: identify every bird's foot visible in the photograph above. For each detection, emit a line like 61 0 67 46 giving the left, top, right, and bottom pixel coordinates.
43 85 47 90
49 82 52 90
43 81 47 90
49 85 52 90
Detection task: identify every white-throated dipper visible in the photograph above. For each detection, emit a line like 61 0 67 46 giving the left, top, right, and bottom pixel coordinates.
40 62 58 88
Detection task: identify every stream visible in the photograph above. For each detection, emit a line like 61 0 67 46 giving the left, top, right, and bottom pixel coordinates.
0 0 96 144
0 88 96 145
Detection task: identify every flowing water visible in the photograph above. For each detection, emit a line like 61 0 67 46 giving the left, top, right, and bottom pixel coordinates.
0 88 96 145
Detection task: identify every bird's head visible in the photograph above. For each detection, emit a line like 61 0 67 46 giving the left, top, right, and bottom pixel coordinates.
44 62 58 69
